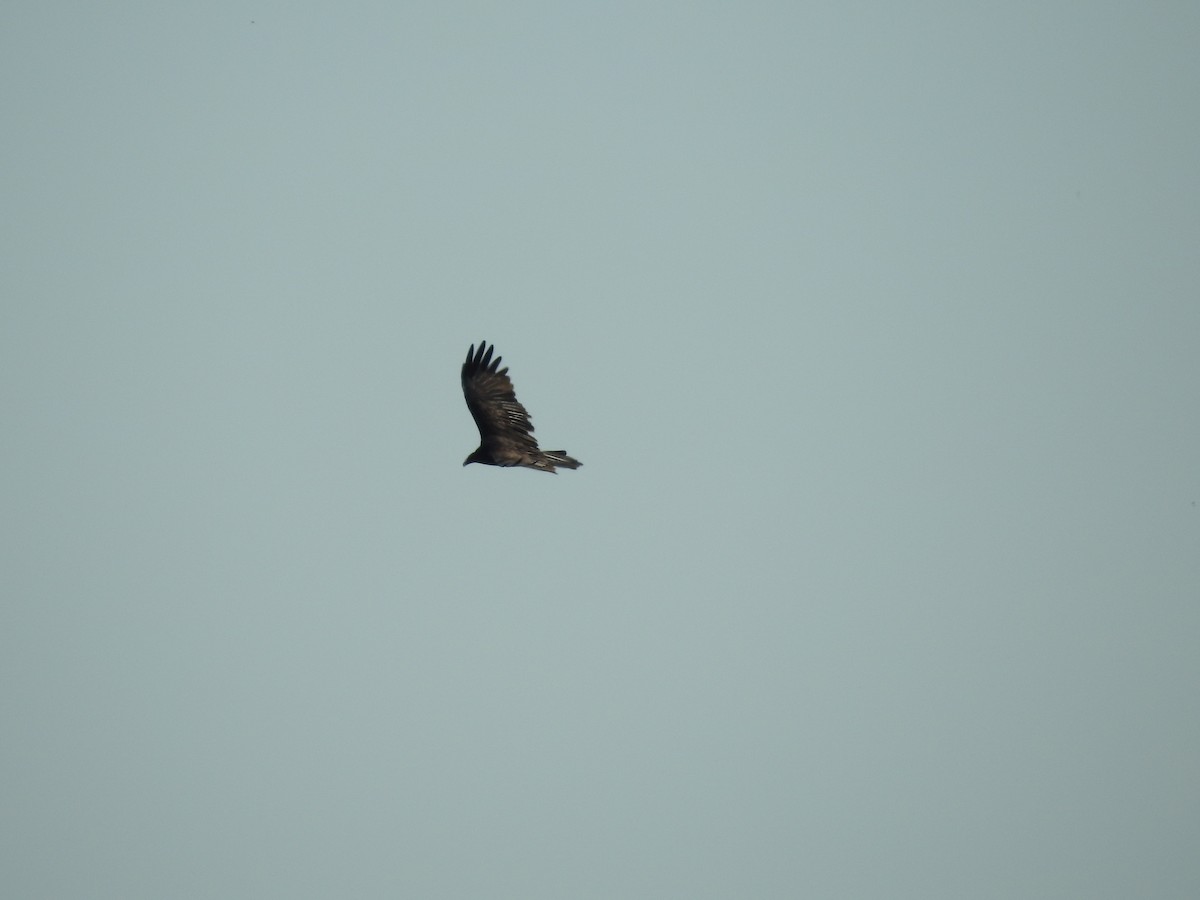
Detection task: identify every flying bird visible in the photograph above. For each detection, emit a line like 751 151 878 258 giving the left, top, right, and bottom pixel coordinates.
461 341 582 473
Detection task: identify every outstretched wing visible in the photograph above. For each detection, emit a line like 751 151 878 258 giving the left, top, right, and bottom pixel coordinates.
461 342 541 453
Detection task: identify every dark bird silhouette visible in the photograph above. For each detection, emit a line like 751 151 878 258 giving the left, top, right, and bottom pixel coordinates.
461 341 582 473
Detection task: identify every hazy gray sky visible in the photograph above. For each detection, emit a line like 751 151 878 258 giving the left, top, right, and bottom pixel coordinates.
3 3 1198 898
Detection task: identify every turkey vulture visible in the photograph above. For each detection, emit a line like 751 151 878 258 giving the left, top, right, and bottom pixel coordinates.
461 341 582 473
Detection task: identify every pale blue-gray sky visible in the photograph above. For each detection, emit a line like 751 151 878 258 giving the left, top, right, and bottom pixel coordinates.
3 3 1198 898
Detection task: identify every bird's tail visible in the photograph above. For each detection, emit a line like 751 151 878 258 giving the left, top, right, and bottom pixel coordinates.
544 451 582 471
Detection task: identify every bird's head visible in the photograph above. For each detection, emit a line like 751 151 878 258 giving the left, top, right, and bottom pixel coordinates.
463 448 484 467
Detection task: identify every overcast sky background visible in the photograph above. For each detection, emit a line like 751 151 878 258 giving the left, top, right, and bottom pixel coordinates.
3 3 1198 898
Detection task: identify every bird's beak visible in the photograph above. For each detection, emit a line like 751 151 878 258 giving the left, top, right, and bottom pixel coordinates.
462 458 470 467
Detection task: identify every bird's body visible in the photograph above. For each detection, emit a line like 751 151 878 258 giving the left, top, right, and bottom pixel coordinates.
461 342 581 474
